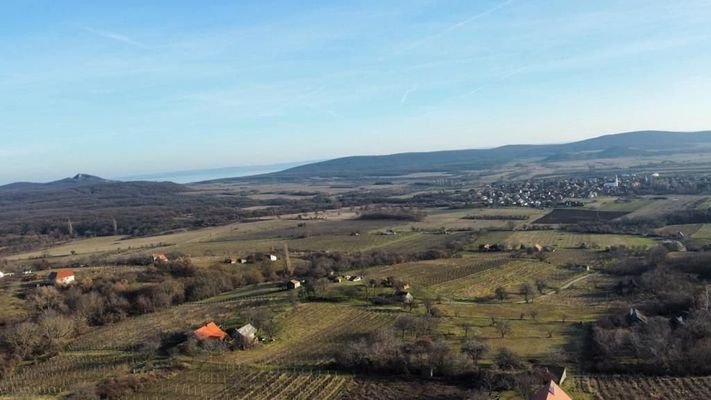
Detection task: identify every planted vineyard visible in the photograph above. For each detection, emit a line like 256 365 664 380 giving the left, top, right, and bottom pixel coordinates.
431 259 577 299
0 352 145 397
224 303 396 366
131 363 350 400
574 375 711 400
356 255 509 289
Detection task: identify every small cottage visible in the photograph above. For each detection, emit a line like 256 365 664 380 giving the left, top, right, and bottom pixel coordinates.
152 253 169 264
193 322 228 341
287 279 301 289
394 291 414 304
48 269 75 286
234 323 258 349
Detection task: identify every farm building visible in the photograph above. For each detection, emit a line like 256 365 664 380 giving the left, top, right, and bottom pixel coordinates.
533 364 567 385
0 271 9 279
237 258 249 264
224 257 237 264
234 323 258 349
530 381 572 400
395 282 411 291
626 308 648 325
287 279 301 289
532 244 544 253
329 276 342 283
394 291 414 304
48 269 75 285
349 275 362 282
266 254 278 261
661 240 686 252
152 253 169 264
193 322 228 341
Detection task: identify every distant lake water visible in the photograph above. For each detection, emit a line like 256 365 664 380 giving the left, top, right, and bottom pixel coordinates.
119 161 314 184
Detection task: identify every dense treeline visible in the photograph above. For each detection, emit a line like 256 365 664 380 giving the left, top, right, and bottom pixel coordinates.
591 250 711 375
0 182 348 249
463 215 529 221
357 207 426 222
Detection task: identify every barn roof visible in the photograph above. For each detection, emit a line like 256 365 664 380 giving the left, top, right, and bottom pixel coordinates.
236 323 257 337
49 269 74 280
530 381 572 400
194 322 227 341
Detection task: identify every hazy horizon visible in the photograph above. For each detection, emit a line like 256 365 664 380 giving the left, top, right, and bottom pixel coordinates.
2 0 711 183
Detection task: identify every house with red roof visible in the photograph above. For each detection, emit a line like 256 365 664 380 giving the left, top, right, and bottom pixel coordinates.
530 380 572 400
152 253 169 264
48 269 75 286
193 322 228 341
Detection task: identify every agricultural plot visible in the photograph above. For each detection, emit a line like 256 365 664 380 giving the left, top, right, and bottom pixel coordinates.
0 352 144 397
503 231 655 249
341 376 467 400
221 303 396 367
435 302 594 360
692 224 711 240
352 255 509 289
131 363 350 400
431 259 577 300
286 232 416 253
627 195 707 218
5 216 304 262
572 375 711 400
535 209 628 224
410 208 545 231
591 197 653 212
655 223 703 238
68 298 261 352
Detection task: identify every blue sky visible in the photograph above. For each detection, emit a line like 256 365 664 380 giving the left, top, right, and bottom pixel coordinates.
1 0 711 183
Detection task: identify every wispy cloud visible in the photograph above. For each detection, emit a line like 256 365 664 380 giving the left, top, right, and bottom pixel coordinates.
80 26 151 49
402 0 515 52
400 84 418 104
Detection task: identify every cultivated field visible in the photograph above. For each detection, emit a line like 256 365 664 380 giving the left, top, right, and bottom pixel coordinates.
572 375 711 400
131 363 350 400
431 259 578 300
503 231 655 249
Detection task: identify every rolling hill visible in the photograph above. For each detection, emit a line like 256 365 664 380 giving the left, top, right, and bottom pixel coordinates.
247 130 711 179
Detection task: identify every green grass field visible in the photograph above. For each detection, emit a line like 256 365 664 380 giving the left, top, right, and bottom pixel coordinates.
503 231 655 249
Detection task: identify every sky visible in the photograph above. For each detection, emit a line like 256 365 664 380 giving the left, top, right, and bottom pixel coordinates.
1 0 711 184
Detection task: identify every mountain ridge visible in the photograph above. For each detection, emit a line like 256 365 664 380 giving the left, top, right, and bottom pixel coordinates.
245 130 711 180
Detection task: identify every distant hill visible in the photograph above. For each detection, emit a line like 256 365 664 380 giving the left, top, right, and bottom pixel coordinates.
0 173 114 192
256 130 711 179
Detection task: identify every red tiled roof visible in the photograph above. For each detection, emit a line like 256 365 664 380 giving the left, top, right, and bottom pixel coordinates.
193 322 227 341
50 269 74 280
530 381 572 400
